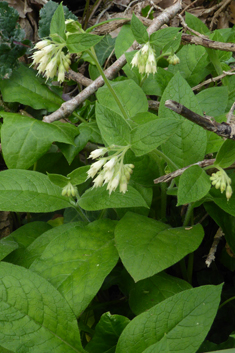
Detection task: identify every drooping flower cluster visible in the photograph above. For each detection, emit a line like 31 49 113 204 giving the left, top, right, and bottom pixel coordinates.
131 42 157 76
31 39 71 83
210 169 233 201
61 182 78 198
87 146 134 195
167 54 180 65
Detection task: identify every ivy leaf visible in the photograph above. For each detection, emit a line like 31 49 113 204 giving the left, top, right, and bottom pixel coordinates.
0 262 85 353
116 284 222 353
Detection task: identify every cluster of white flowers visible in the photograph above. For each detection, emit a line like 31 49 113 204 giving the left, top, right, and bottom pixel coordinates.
87 146 134 195
61 182 78 198
31 39 71 83
210 169 233 201
131 42 157 76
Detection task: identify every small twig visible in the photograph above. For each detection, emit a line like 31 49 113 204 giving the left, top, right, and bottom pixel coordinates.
178 14 207 38
210 0 233 30
181 33 235 52
205 228 224 267
192 68 235 91
179 0 199 15
226 102 235 124
65 69 93 87
165 100 235 139
43 0 182 123
154 159 215 184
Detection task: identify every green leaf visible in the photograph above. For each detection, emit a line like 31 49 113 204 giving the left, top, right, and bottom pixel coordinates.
96 103 131 145
0 238 18 261
196 87 228 116
177 165 211 205
168 45 210 87
86 313 130 353
47 173 70 187
94 34 116 65
0 262 84 353
185 12 209 35
0 64 63 111
159 72 207 169
50 3 65 40
131 118 181 156
30 220 119 317
66 33 103 53
142 67 174 96
129 272 192 315
215 139 235 168
115 24 135 59
0 2 19 38
131 13 149 44
10 223 86 268
38 1 77 38
150 27 181 49
78 185 149 211
1 112 77 169
67 166 90 185
96 80 148 118
0 169 72 212
3 221 51 264
116 284 222 353
115 212 204 281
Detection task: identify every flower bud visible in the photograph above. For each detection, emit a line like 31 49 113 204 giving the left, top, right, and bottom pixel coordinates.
226 185 233 201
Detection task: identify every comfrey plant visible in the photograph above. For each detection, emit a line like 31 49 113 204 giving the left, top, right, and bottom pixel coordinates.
2 2 235 352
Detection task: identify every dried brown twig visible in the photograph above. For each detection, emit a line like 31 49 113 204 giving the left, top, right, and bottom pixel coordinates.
205 228 224 267
42 0 182 123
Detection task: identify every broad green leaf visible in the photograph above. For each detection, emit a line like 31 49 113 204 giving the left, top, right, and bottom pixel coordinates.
129 272 191 315
131 118 181 156
50 3 65 40
185 12 209 34
1 112 77 169
142 67 173 96
0 64 63 111
215 139 235 168
96 103 131 145
2 222 51 264
208 350 235 353
168 45 210 86
177 165 211 205
30 220 119 316
66 33 103 53
78 185 149 211
115 24 135 58
47 173 70 187
94 34 116 65
38 1 77 38
68 166 90 185
86 313 130 353
0 169 72 212
10 223 86 268
96 80 148 119
196 87 228 116
116 284 222 353
0 238 18 261
150 27 180 49
131 13 148 44
115 212 204 281
0 262 84 353
159 72 207 169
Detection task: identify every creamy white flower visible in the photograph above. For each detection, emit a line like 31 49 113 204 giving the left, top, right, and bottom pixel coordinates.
89 148 108 160
35 40 51 50
226 185 233 200
87 159 106 179
104 157 117 171
107 171 121 195
93 173 104 188
119 175 128 194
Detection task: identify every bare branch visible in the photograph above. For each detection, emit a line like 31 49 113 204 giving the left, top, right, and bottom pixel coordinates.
43 0 182 123
165 100 235 139
205 228 224 267
154 159 215 184
181 34 235 52
192 68 235 91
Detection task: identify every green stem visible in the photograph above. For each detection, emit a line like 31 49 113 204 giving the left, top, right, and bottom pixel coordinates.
153 149 178 170
183 203 194 227
182 203 195 284
206 48 229 86
157 157 167 221
74 203 90 222
87 48 130 122
219 296 235 309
